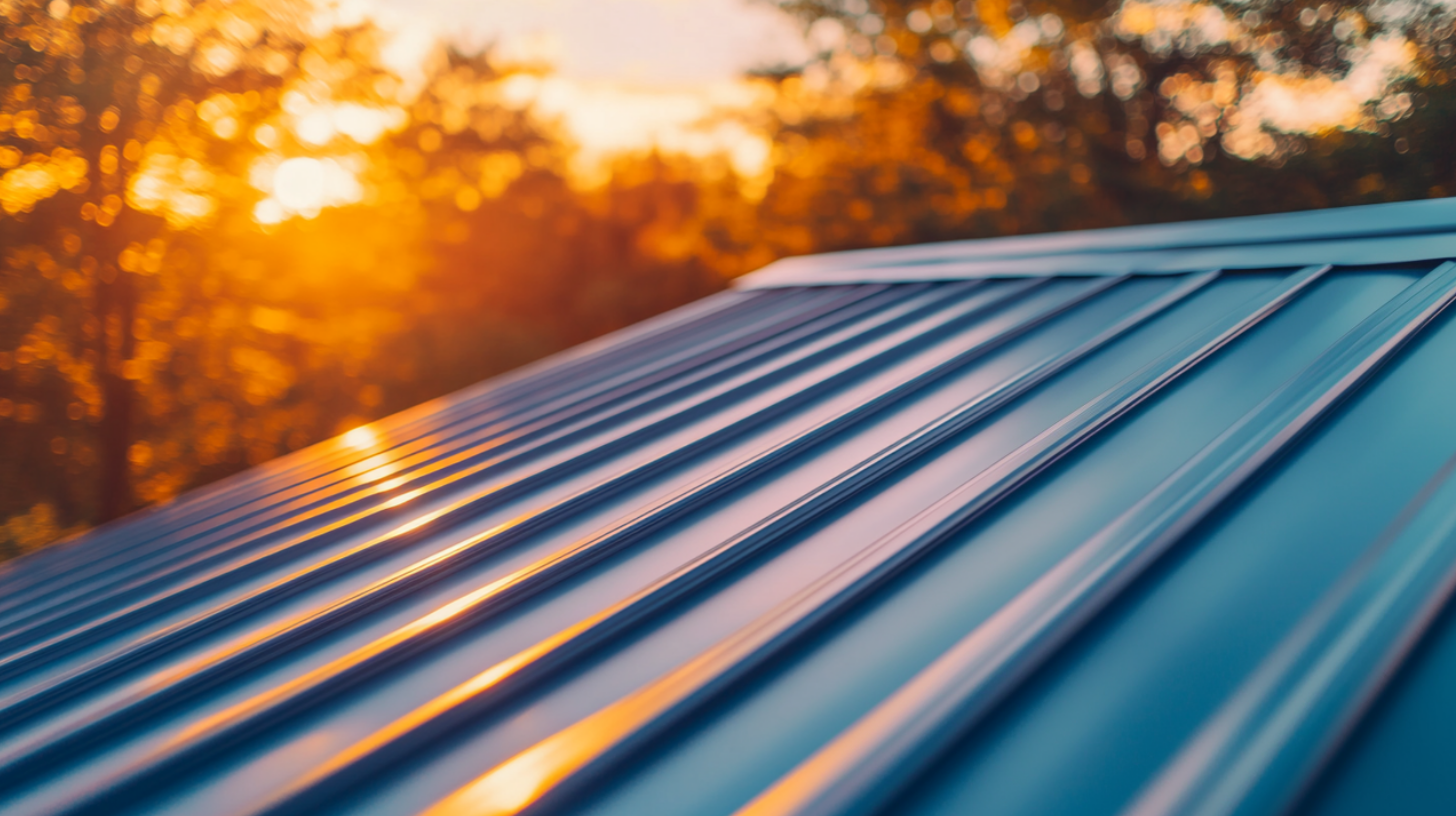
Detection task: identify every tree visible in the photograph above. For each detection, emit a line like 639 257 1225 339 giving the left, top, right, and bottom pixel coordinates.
758 0 1456 250
0 1 743 556
0 0 393 546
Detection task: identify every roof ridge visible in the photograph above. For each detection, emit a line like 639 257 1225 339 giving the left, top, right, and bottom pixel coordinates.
739 197 1456 288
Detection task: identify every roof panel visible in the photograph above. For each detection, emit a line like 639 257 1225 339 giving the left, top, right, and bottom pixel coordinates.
4 202 1456 816
738 198 1456 286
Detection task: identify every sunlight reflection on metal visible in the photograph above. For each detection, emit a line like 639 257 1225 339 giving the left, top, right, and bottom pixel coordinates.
87 519 534 765
346 461 405 492
341 425 381 452
381 489 427 510
423 737 579 816
375 474 411 493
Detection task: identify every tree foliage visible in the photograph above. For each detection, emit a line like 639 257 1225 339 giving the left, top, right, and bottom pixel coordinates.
758 0 1456 251
0 0 729 556
1 0 1453 557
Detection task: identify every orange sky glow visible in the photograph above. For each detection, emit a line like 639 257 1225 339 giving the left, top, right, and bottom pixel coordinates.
371 0 807 174
223 0 809 222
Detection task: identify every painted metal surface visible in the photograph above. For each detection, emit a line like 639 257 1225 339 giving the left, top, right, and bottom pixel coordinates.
738 197 1456 286
5 202 1456 816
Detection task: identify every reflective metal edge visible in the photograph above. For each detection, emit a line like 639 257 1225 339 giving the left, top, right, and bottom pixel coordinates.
735 198 1456 288
737 234 1456 288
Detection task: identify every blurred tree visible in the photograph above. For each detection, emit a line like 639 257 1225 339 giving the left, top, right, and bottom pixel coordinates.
0 2 412 549
408 150 735 402
0 1 741 556
2 0 212 538
761 0 1456 249
4 0 1453 560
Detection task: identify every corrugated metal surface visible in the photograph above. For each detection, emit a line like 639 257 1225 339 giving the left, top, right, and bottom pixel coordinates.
6 199 1456 816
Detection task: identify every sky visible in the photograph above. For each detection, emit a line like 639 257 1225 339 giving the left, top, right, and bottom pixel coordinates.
373 0 809 173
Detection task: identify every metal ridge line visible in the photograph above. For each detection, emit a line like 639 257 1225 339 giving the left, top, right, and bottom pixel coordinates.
242 272 1217 816
0 287 886 630
1124 363 1456 812
0 283 972 672
410 266 1329 816
0 287 768 594
0 288 822 617
0 277 1053 792
735 262 1456 816
20 275 1102 813
736 199 1456 286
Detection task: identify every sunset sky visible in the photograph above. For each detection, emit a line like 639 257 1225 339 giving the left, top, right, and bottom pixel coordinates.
374 0 808 172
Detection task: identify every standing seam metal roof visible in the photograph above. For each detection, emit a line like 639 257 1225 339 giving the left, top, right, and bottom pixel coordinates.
5 198 1456 816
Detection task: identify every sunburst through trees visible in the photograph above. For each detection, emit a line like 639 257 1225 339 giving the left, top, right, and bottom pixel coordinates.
2 0 1454 556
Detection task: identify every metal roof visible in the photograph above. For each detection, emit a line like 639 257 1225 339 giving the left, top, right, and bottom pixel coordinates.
6 198 1456 816
740 196 1456 284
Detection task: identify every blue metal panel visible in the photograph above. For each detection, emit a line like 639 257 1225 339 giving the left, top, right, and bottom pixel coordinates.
4 201 1456 816
739 198 1456 285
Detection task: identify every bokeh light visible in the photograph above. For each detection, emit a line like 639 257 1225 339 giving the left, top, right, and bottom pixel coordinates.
254 156 365 221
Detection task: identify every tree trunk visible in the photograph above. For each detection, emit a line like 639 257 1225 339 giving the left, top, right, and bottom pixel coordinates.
96 265 135 523
78 15 137 525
